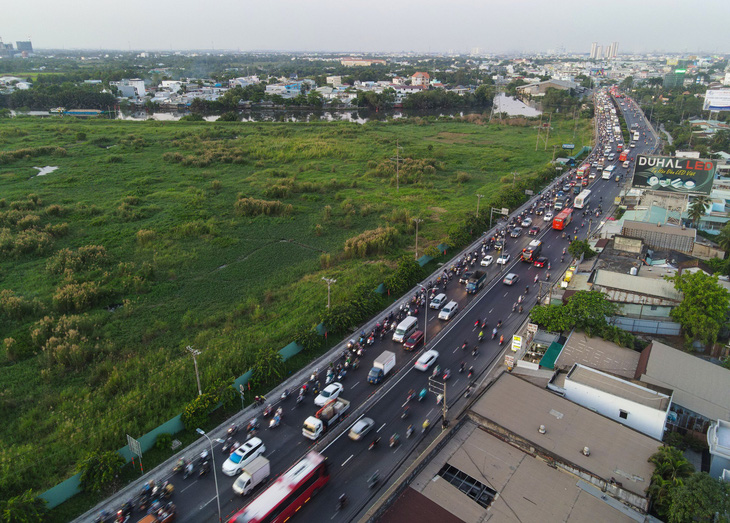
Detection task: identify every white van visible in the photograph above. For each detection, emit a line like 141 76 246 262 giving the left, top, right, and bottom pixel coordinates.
392 316 418 343
429 293 447 310
438 301 459 320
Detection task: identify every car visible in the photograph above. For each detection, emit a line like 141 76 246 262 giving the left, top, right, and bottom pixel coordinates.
520 217 532 227
314 382 344 407
222 438 266 476
438 300 459 320
543 210 554 221
510 227 522 238
496 253 511 265
572 186 581 195
528 225 541 236
494 240 505 251
562 184 571 192
581 179 589 187
349 417 375 441
459 271 473 284
556 191 565 199
533 256 548 268
414 350 439 371
535 206 545 215
403 330 424 351
480 255 494 267
503 273 519 286
429 293 447 309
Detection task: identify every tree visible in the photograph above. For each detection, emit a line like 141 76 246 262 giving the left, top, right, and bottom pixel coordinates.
307 91 324 107
716 222 730 254
566 291 618 330
667 271 730 346
688 195 711 227
567 239 596 260
667 472 730 523
76 451 125 493
0 490 47 523
251 347 284 388
648 446 695 519
528 304 573 332
620 76 634 90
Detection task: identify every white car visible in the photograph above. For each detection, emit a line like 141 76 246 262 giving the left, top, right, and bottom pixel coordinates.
222 438 266 476
543 211 554 222
438 301 459 320
496 253 511 265
520 217 532 227
414 350 439 371
480 255 494 267
314 382 344 407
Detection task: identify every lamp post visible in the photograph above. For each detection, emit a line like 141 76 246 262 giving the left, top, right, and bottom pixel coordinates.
186 346 202 396
196 428 221 523
413 218 423 260
417 283 428 346
476 194 484 218
321 277 336 309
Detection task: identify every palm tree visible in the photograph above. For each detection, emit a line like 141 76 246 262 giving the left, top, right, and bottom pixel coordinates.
688 195 711 227
716 223 730 255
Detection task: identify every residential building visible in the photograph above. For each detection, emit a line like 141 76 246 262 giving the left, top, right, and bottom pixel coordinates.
340 57 386 67
325 76 342 87
110 78 146 98
372 372 658 523
411 72 430 88
622 220 696 254
554 331 641 379
636 341 730 435
707 419 730 480
552 363 671 440
516 79 578 96
16 40 33 54
589 42 598 60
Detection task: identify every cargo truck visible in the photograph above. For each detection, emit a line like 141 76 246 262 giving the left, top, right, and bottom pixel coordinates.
302 397 350 440
232 456 271 496
465 271 487 294
367 350 396 385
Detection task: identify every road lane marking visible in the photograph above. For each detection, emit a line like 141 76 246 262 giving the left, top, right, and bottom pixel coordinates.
341 454 353 467
376 423 387 433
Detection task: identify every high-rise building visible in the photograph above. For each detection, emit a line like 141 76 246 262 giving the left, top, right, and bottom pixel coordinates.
596 45 602 60
16 41 33 53
611 41 619 58
589 42 598 59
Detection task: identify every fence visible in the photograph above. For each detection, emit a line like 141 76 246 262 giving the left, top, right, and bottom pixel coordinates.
610 316 681 336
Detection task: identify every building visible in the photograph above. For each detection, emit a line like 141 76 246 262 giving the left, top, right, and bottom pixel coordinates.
411 72 430 88
612 41 619 58
516 79 578 97
340 57 386 67
553 363 671 440
622 220 696 254
589 42 598 60
707 419 730 480
636 341 730 435
16 41 33 53
664 69 686 89
592 267 683 320
325 75 342 88
110 78 146 98
554 331 641 379
372 372 658 523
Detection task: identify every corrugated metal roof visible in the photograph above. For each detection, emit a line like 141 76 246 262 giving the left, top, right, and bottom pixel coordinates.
594 270 682 302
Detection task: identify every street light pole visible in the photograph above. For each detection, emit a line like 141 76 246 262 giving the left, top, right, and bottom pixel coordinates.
417 283 428 346
413 218 423 260
196 429 221 523
321 277 336 309
186 346 202 396
476 194 484 218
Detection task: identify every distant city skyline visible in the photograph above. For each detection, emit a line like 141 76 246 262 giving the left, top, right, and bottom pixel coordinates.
4 0 730 55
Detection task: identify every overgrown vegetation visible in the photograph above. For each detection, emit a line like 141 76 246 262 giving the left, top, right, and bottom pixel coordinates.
0 114 591 502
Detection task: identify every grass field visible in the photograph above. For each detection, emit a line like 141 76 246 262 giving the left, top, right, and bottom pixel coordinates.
0 113 592 497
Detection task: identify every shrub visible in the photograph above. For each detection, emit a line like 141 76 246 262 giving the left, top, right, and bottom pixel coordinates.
210 180 222 192
0 290 34 319
455 171 471 184
107 155 123 163
45 204 65 216
76 132 87 141
181 392 216 430
343 227 398 258
136 229 156 246
76 451 125 492
53 281 103 312
47 245 108 274
154 433 173 451
234 197 293 217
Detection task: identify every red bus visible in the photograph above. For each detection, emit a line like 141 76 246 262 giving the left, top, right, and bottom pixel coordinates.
228 452 329 523
576 164 589 180
552 208 573 230
618 151 628 162
617 143 624 152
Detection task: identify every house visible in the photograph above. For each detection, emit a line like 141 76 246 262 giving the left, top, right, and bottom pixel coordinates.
411 72 430 88
636 341 730 435
707 419 730 480
622 220 696 254
110 78 146 98
325 76 342 87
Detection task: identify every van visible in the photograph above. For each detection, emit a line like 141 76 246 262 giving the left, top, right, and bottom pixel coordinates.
438 301 459 320
392 316 418 343
554 200 564 211
429 293 447 310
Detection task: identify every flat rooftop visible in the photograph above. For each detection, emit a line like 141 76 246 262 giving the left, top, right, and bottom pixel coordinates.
406 421 643 523
471 373 657 497
567 364 671 411
556 331 640 379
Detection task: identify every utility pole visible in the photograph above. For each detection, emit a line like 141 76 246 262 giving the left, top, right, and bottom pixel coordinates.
321 277 336 308
186 346 202 396
412 218 423 260
476 194 484 218
390 140 404 192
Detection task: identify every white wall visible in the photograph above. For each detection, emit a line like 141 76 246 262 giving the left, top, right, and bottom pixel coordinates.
564 372 667 440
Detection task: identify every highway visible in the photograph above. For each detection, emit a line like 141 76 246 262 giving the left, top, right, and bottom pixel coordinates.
80 90 659 523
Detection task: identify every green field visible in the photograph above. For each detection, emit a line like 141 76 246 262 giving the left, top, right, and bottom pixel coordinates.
0 114 591 497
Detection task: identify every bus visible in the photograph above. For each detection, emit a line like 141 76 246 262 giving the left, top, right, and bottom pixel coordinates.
602 164 616 180
522 240 542 262
617 143 623 152
228 452 330 523
552 208 573 230
618 150 628 163
574 189 591 209
632 130 640 141
576 164 589 180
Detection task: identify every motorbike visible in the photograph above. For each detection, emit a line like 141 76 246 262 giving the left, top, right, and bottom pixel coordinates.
442 369 451 380
296 394 304 406
472 346 479 358
432 365 441 378
173 457 186 474
512 303 517 312
519 305 523 314
461 340 468 350
221 436 235 453
325 372 334 385
269 414 281 429
468 367 474 378
351 358 360 370
401 407 410 419
183 460 194 479
263 404 273 417
367 472 380 489
478 332 484 343
499 335 505 345
459 362 465 373
280 389 289 401
491 328 497 340
198 460 210 478
368 438 380 451
338 368 347 381
337 494 347 511
197 450 209 467
406 425 414 438
389 434 400 448
246 418 260 434
418 388 427 402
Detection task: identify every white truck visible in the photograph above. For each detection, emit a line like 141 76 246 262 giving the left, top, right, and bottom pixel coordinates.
232 456 270 496
302 397 351 440
367 350 396 385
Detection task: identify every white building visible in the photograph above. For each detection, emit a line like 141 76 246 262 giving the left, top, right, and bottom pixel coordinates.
325 76 342 87
707 419 730 480
560 364 671 440
110 78 146 98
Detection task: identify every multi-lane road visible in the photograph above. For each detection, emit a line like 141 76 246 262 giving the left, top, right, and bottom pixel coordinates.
80 91 659 523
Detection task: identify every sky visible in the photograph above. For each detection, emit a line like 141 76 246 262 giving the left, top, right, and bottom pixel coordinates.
4 0 730 54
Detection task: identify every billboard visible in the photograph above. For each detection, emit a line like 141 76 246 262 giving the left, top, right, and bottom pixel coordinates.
703 89 730 112
631 155 716 195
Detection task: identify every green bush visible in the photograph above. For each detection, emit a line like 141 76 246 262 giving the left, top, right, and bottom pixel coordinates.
154 433 173 451
76 451 125 493
181 392 216 431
